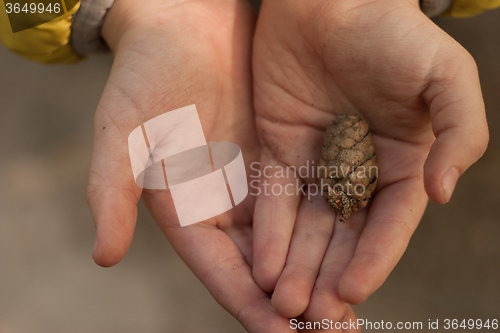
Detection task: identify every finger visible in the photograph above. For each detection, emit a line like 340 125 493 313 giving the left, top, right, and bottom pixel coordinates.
304 207 368 323
272 192 335 318
341 306 360 333
253 148 303 292
423 49 489 204
88 95 143 267
143 192 295 333
338 177 428 304
301 305 359 333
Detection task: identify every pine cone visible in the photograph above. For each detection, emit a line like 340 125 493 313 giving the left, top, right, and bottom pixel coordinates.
319 114 378 222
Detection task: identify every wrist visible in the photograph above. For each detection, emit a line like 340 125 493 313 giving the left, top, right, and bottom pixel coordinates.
101 0 143 52
102 0 254 53
101 0 191 52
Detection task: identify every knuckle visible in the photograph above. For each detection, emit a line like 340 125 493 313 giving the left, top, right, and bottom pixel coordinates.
467 127 489 162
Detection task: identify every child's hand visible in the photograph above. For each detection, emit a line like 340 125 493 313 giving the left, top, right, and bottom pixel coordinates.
252 0 488 322
86 1 293 331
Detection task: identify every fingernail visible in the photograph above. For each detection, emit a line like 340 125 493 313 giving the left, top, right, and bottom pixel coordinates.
442 167 459 203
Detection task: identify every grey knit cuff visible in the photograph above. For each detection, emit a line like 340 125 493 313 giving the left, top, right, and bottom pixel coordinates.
421 0 454 17
70 0 115 56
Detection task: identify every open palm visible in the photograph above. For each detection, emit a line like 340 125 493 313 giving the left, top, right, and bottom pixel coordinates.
252 0 488 323
85 1 298 331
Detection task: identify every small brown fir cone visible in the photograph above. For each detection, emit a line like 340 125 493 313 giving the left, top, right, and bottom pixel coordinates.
319 114 378 222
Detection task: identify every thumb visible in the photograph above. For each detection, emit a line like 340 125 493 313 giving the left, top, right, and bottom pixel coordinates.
87 90 143 267
423 49 489 204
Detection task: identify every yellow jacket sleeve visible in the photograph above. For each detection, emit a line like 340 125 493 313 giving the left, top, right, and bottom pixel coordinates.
442 0 500 17
0 1 83 64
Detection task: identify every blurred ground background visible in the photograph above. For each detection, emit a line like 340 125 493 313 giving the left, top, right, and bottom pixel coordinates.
1 2 499 333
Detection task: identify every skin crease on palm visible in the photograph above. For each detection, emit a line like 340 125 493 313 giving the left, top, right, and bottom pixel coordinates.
252 0 488 326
